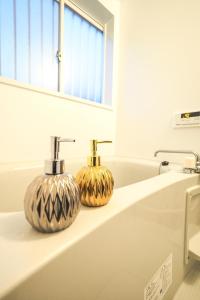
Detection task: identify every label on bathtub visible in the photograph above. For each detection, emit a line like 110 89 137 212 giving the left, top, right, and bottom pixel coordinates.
144 253 172 300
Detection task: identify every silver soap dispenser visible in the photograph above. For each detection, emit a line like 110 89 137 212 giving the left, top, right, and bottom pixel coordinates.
24 136 81 233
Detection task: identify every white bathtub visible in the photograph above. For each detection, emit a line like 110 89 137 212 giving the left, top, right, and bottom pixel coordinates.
0 157 199 300
0 157 160 212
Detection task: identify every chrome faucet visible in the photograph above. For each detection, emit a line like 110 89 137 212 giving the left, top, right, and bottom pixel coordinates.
154 150 200 173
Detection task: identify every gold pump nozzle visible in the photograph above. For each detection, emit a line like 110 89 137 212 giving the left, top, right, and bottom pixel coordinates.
88 140 112 167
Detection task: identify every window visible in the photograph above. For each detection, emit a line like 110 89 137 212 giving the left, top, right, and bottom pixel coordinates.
0 0 59 90
0 0 113 105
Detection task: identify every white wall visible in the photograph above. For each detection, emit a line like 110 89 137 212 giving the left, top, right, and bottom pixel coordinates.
0 81 114 163
0 0 120 164
116 0 200 162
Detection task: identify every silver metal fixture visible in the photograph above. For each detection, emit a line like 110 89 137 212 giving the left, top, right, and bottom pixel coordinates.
45 136 75 175
56 50 62 62
154 150 200 173
24 135 80 233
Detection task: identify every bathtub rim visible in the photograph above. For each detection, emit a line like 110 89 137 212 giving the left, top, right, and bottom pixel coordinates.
0 156 161 213
0 170 199 299
0 156 161 172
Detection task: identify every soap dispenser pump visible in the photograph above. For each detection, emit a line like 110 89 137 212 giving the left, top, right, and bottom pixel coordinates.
24 136 80 233
76 140 114 207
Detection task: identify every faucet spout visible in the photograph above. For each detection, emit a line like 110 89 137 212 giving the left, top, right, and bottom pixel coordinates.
154 150 200 162
154 149 200 173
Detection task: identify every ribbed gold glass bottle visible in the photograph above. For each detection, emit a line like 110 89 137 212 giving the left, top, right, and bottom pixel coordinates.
76 140 114 207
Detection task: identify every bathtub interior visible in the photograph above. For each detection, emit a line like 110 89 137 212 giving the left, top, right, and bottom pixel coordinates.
0 157 159 212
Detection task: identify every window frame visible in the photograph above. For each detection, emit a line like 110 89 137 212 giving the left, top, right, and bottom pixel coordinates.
0 0 114 108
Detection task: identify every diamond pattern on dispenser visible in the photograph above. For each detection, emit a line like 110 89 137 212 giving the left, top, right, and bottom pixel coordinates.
24 174 80 233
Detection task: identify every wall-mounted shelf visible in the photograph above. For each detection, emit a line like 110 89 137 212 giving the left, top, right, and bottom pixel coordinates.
189 232 200 261
184 185 200 264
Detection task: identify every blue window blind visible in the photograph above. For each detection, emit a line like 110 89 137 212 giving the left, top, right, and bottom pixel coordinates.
0 1 105 103
64 5 104 103
0 0 59 91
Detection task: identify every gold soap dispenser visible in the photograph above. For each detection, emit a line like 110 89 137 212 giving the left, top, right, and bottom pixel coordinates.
76 140 114 207
24 136 81 233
